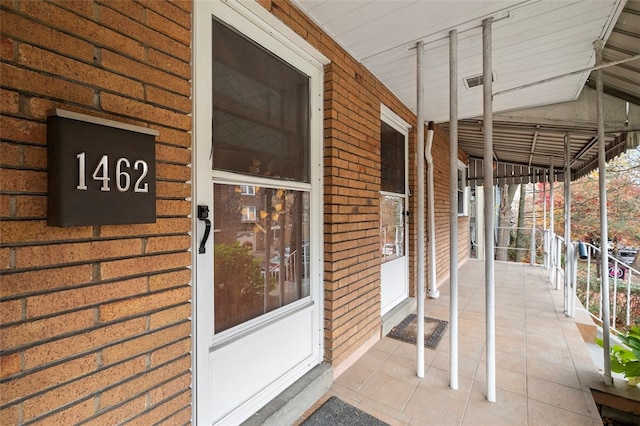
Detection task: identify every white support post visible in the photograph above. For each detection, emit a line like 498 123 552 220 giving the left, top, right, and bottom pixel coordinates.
416 40 426 379
543 170 548 269
448 28 459 391
595 39 612 386
550 159 555 285
531 181 536 265
564 133 572 316
482 17 496 403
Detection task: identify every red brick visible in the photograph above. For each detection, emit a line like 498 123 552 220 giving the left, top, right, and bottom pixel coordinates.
100 252 190 280
146 9 191 45
155 405 191 426
146 85 191 113
149 269 191 291
126 388 191 425
82 395 146 426
0 10 94 62
149 373 191 404
157 181 191 198
0 299 22 324
101 356 190 407
150 338 191 367
0 115 46 145
148 48 191 80
27 97 58 120
14 195 47 217
152 124 191 148
101 93 191 130
0 63 94 106
156 199 191 217
145 235 190 253
26 277 148 318
21 0 144 61
100 6 189 62
0 353 21 379
101 322 190 365
0 88 19 113
100 287 190 322
0 247 11 269
18 44 144 99
0 35 15 60
0 354 95 405
156 143 191 165
0 404 19 426
100 0 145 22
1 264 93 298
50 0 95 18
0 220 92 244
0 142 21 167
22 145 46 169
1 309 94 348
101 50 189 96
15 239 142 269
99 217 190 238
22 356 147 421
23 317 147 369
29 399 95 426
138 0 191 28
156 162 191 181
149 304 191 329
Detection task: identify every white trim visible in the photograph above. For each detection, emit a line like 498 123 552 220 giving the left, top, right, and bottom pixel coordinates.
53 109 159 136
380 104 412 131
457 160 470 217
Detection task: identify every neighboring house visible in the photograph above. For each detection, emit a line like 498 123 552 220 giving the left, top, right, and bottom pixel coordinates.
0 1 468 424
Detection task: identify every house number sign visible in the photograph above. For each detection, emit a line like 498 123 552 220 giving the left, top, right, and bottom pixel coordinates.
47 109 157 227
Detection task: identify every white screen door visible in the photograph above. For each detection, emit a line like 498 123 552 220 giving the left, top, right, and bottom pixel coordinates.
380 107 410 316
193 2 324 424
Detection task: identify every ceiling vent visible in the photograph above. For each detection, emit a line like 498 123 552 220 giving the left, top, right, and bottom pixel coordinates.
464 72 496 89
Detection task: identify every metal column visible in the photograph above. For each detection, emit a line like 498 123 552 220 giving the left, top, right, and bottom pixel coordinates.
416 40 426 379
564 133 572 316
550 159 556 287
482 17 496 403
595 39 612 386
531 180 536 266
449 28 459 391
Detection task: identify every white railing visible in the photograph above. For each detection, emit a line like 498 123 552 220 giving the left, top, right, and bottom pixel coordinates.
493 226 545 265
575 242 640 332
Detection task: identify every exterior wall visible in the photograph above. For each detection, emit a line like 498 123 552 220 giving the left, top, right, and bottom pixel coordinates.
0 1 193 424
263 0 470 370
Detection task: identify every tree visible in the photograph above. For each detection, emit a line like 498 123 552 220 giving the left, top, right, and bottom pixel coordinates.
496 183 518 261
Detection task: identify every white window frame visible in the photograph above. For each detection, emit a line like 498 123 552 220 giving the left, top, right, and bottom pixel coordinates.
240 185 255 196
241 205 257 222
458 160 469 216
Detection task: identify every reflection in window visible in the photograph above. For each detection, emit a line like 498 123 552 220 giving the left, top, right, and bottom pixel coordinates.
381 122 405 193
213 184 310 333
381 195 404 262
212 18 310 182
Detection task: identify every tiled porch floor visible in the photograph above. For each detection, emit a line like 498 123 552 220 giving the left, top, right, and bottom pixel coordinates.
300 260 619 425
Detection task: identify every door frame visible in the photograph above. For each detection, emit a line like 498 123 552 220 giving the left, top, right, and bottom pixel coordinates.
191 1 329 423
380 104 411 316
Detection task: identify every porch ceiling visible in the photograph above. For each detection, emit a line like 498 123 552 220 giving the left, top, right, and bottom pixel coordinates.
293 0 640 183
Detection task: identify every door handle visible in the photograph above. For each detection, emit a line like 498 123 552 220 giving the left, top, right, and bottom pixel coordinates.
197 205 211 254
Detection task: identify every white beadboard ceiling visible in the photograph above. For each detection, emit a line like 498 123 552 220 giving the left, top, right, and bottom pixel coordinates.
292 0 639 181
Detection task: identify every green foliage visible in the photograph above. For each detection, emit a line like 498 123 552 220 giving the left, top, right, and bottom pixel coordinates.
597 326 640 384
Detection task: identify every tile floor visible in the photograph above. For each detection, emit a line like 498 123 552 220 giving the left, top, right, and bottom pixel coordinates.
299 260 631 425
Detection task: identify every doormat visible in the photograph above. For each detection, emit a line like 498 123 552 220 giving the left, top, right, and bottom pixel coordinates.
300 396 389 426
388 314 448 349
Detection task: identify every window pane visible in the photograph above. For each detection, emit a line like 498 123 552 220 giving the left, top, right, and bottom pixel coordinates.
381 195 404 262
213 183 310 333
212 19 310 182
381 122 405 193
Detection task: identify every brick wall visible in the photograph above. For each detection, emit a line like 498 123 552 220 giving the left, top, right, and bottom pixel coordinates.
0 1 192 424
264 0 470 368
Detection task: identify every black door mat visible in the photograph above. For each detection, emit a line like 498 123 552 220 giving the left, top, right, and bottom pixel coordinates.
387 314 448 349
300 396 389 426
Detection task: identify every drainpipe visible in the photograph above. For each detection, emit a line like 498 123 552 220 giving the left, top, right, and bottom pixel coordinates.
482 17 496 403
531 178 536 266
550 158 556 287
564 133 572 316
425 122 439 300
416 40 426 379
543 170 548 268
448 28 459 391
595 39 613 387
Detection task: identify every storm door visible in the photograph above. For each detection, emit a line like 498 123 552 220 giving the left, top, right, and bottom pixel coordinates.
380 107 410 316
193 2 324 424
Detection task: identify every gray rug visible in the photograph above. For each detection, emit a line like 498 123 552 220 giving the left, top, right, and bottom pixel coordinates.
387 314 448 349
301 396 389 426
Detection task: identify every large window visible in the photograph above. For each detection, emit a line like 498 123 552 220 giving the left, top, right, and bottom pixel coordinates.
212 18 311 333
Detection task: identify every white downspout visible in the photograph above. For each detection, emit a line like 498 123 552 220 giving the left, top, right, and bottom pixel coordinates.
416 40 426 379
425 122 439 300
